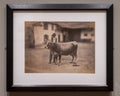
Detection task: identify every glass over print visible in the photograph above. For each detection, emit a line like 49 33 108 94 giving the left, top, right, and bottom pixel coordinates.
7 4 113 91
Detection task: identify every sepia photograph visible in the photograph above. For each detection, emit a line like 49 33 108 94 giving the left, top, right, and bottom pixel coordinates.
7 4 113 91
25 21 95 73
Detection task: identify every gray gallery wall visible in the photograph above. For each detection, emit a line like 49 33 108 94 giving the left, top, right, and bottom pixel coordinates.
0 0 119 96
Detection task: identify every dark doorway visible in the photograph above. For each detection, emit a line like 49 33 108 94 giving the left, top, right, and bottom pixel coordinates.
63 35 66 42
69 31 80 42
73 32 80 42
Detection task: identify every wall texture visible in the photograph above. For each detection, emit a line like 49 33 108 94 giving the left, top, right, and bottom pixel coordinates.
0 0 119 96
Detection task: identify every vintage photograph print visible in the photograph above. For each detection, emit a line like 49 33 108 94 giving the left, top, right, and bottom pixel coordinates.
25 22 95 73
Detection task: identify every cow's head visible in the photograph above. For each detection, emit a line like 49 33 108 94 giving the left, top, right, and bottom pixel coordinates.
47 42 52 49
47 42 57 50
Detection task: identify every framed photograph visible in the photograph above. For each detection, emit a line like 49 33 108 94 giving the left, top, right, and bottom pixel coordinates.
7 4 113 91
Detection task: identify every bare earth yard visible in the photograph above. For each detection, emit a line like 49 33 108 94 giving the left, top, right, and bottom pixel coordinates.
25 42 95 73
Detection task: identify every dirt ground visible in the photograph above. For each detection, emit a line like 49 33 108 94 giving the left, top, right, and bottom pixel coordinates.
25 42 95 73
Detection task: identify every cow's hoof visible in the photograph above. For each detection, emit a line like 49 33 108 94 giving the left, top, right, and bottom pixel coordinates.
73 62 76 64
73 63 79 66
72 62 78 66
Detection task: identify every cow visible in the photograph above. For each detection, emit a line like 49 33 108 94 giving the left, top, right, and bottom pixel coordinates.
47 41 78 65
52 51 61 64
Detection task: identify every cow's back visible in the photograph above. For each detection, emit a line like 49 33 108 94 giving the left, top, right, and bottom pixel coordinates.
57 41 77 49
55 41 78 55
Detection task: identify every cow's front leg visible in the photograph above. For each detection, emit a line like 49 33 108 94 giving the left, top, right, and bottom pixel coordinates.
49 51 53 64
59 55 61 65
53 55 57 64
58 55 61 63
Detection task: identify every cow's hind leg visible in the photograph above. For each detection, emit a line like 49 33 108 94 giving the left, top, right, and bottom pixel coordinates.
74 54 77 64
72 54 79 66
70 55 74 63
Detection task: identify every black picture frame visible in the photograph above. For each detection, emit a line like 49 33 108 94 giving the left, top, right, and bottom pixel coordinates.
6 4 113 91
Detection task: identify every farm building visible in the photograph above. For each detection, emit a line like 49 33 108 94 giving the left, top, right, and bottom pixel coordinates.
25 22 95 48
